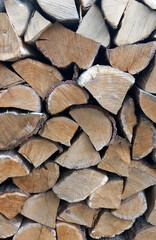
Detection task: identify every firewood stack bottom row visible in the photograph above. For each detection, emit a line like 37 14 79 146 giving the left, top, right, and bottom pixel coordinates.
0 0 156 239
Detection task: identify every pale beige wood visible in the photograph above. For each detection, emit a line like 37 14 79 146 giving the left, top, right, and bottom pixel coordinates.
107 42 156 74
98 135 131 177
0 214 23 239
0 63 24 89
4 0 33 36
0 13 31 61
13 162 59 193
56 221 86 240
89 211 134 239
145 185 156 226
55 132 101 169
12 59 63 99
58 201 99 228
137 88 156 123
47 81 89 115
77 4 110 47
21 190 60 228
0 85 41 112
0 151 31 184
37 0 79 21
39 116 78 146
0 111 46 150
115 0 156 46
78 65 135 114
36 23 99 69
18 137 60 168
143 0 156 9
88 176 123 209
112 191 147 220
13 221 56 240
24 11 52 44
53 168 108 203
132 116 156 160
122 160 156 200
101 0 129 28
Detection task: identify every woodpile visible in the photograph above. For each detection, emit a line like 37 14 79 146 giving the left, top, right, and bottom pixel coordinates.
0 0 155 240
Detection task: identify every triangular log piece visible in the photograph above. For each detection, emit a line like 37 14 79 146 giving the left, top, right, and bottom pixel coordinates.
78 65 135 114
145 185 156 226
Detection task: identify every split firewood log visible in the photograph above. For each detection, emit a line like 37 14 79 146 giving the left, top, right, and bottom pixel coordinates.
115 0 156 46
55 132 101 169
53 168 108 203
79 0 96 8
122 160 156 200
112 191 147 220
101 0 129 28
0 111 46 150
37 0 79 21
78 65 135 114
143 0 156 10
36 23 99 69
0 183 29 219
0 214 23 239
24 11 52 44
132 116 156 160
98 135 131 177
118 96 137 143
21 190 60 228
13 220 56 240
89 210 134 239
0 85 41 112
56 221 87 240
88 175 123 209
0 13 31 61
0 63 24 89
69 106 113 151
13 162 59 193
76 4 110 47
12 59 63 99
46 81 89 115
145 185 156 226
18 136 61 168
0 151 31 184
39 116 78 146
58 201 99 228
107 42 156 74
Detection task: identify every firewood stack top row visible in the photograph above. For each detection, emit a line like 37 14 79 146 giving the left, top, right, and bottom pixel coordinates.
0 0 156 239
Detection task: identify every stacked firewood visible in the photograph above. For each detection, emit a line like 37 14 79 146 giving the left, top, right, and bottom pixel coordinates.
0 0 156 239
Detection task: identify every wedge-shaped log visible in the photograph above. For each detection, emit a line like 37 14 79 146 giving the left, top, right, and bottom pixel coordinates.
0 111 46 150
18 137 60 168
55 132 101 169
53 168 108 202
0 85 41 112
115 0 156 46
88 176 123 209
12 59 63 99
132 116 156 160
13 162 59 193
89 210 134 239
118 96 137 143
78 65 135 114
0 13 31 61
37 0 79 21
69 106 113 151
36 23 99 69
107 42 156 74
98 135 131 177
145 185 156 226
21 190 60 228
122 160 156 200
39 116 78 146
47 81 89 114
112 191 147 220
0 151 31 184
76 4 110 47
58 201 99 228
